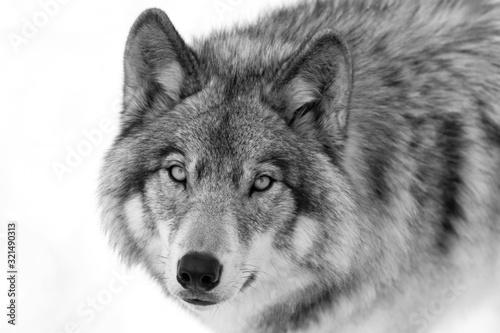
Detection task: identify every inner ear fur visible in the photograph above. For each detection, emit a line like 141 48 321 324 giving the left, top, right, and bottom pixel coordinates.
265 29 353 152
122 8 200 126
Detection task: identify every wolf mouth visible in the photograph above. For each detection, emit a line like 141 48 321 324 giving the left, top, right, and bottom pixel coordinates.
179 273 258 307
183 298 217 306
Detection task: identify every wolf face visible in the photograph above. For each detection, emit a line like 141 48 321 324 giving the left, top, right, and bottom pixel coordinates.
99 8 361 313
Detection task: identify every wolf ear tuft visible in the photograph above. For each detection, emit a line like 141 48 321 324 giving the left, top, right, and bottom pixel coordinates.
265 29 353 155
122 8 200 126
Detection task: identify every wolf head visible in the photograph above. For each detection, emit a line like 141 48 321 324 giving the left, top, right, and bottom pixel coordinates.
99 8 361 309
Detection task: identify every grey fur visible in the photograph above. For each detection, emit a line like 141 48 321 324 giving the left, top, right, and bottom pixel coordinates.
99 1 500 332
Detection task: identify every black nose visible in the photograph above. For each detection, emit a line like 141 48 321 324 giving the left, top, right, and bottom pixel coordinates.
177 253 222 292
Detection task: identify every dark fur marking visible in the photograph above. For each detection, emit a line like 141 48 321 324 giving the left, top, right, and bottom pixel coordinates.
231 167 243 189
321 142 343 167
195 159 206 180
144 81 168 109
382 66 404 88
273 214 298 251
369 158 389 200
372 42 386 55
122 169 150 199
404 113 429 206
240 273 257 292
287 288 336 330
257 153 320 213
362 113 401 203
156 145 185 160
287 101 318 127
142 194 161 233
477 98 500 146
286 180 317 214
120 145 183 198
116 118 144 143
257 154 293 174
436 113 464 251
260 150 335 216
409 152 433 209
287 101 343 166
365 145 391 202
310 103 345 166
258 287 337 332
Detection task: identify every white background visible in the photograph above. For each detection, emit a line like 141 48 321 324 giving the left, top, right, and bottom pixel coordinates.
0 0 293 332
1 0 500 333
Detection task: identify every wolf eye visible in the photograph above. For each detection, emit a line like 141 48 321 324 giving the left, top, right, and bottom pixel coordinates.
168 165 186 183
253 175 273 192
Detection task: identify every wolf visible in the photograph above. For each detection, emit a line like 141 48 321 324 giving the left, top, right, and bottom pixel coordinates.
99 0 500 332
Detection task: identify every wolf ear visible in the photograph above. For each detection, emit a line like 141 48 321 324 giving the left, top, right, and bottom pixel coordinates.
122 8 200 125
266 29 353 155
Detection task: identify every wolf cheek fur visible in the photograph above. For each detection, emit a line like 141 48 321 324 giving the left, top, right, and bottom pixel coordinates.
99 1 500 332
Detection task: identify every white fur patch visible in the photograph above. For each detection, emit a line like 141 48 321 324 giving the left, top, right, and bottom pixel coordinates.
157 62 184 102
288 77 319 111
124 195 147 241
292 216 320 257
201 231 317 332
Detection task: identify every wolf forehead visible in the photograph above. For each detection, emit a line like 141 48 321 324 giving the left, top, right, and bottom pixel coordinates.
134 90 302 174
